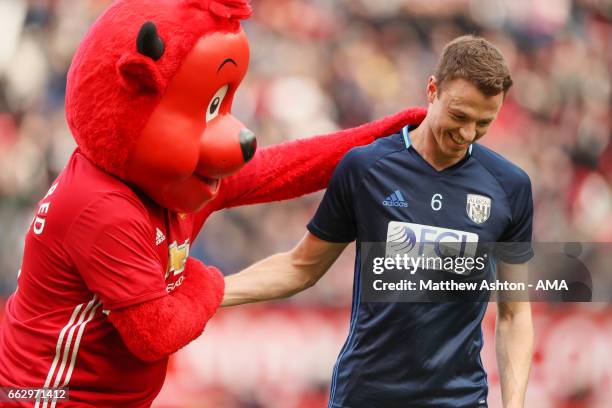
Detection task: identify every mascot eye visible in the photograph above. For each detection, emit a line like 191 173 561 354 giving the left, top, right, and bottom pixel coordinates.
206 85 229 123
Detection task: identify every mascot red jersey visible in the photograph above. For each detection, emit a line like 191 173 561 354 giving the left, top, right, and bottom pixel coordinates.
0 0 425 406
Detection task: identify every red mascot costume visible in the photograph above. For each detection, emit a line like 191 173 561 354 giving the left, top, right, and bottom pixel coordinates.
0 0 425 406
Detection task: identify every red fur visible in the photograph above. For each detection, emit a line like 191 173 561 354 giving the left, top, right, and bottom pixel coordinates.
187 0 252 18
116 54 166 93
108 258 224 362
65 0 247 177
215 107 427 209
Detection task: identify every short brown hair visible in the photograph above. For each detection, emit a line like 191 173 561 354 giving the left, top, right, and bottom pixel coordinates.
434 35 513 96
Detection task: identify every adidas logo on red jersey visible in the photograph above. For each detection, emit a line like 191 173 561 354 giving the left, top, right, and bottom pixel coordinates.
155 228 166 246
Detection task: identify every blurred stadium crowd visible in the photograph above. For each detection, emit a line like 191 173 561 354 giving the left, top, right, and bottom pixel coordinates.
0 0 610 407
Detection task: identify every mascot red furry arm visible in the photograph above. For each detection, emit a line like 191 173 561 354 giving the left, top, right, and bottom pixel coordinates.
108 258 223 361
212 107 426 211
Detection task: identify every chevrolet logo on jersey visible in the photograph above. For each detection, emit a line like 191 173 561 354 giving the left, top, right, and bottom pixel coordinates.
165 240 190 279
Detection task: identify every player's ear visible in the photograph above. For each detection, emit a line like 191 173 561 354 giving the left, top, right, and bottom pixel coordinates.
426 76 438 104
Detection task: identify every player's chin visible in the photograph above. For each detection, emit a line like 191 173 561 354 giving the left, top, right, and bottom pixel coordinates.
444 132 469 154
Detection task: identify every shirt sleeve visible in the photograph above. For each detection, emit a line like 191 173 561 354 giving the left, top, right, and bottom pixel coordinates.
65 192 167 310
495 175 534 264
307 149 361 243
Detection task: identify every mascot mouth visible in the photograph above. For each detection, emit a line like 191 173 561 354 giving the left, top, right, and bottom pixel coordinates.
194 173 220 194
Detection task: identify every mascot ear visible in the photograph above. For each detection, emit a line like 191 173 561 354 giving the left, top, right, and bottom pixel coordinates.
116 21 166 93
116 54 164 93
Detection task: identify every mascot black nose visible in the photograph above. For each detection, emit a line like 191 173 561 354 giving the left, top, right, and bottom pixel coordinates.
239 128 257 163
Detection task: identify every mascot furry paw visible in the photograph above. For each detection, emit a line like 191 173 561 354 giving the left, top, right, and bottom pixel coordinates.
0 0 425 406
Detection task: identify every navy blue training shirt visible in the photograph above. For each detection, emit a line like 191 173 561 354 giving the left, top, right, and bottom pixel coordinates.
307 126 534 408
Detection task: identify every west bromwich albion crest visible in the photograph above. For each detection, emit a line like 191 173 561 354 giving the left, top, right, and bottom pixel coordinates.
466 194 491 224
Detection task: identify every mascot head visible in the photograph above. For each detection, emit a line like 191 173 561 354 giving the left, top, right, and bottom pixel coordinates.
66 0 255 212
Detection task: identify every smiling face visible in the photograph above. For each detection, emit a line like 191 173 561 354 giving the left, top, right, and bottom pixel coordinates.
124 29 256 213
425 76 504 161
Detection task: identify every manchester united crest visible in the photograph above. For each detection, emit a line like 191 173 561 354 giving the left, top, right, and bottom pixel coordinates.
466 194 491 224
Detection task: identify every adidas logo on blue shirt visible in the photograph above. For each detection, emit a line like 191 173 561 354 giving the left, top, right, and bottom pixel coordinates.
382 190 408 207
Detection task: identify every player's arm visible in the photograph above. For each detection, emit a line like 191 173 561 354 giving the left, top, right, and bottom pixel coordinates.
222 232 347 306
495 260 533 408
222 142 358 307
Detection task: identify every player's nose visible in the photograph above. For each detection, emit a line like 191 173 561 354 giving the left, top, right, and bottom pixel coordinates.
459 124 476 142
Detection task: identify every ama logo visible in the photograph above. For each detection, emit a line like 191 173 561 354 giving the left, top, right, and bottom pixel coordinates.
383 190 408 207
